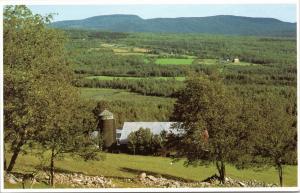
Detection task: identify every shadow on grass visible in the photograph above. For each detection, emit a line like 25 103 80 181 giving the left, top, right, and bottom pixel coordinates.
120 167 199 182
34 166 85 175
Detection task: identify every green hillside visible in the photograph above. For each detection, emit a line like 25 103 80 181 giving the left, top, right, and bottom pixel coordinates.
5 152 297 188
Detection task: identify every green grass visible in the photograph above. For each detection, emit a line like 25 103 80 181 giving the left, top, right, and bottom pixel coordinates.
231 61 259 66
197 59 219 65
181 55 197 59
85 76 185 81
4 152 297 188
101 43 149 54
155 58 194 65
80 88 175 104
115 52 146 56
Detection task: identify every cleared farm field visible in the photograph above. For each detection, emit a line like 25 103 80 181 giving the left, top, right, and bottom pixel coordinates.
155 58 195 65
85 76 186 81
80 88 175 104
101 43 149 54
196 59 259 66
231 61 260 66
115 52 145 56
196 59 219 65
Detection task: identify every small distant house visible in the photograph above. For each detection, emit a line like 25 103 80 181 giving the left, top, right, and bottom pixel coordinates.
233 58 240 63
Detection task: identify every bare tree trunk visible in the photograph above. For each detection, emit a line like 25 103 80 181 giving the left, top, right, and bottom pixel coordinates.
50 147 55 187
4 159 7 171
4 143 7 171
216 160 226 184
278 164 283 187
221 161 226 183
6 138 25 172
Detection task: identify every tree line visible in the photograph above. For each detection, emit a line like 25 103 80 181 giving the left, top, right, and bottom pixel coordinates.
92 100 174 128
76 78 184 97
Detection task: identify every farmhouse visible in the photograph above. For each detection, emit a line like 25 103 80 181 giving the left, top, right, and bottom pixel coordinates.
92 110 211 153
92 110 182 149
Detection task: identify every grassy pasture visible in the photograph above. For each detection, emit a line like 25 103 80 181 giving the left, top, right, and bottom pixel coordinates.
101 43 116 48
115 52 145 56
231 61 259 66
132 47 149 52
182 55 197 59
80 88 175 104
85 76 186 81
4 152 297 188
196 59 259 66
101 43 149 54
87 47 104 52
112 48 128 53
196 59 219 65
155 58 195 65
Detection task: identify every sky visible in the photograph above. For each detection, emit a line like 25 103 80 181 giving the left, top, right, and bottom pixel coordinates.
27 4 297 23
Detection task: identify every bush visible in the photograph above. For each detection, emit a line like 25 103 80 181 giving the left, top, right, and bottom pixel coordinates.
127 128 166 155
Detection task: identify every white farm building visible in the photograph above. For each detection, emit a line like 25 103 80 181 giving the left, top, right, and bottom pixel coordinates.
91 110 183 149
117 122 181 145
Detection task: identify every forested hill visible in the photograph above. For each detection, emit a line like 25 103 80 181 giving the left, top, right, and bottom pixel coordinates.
50 14 296 37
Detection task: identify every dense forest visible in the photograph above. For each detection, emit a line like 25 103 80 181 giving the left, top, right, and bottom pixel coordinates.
62 29 296 130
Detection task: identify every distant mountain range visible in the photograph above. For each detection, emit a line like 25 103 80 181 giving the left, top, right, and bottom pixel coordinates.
51 14 296 37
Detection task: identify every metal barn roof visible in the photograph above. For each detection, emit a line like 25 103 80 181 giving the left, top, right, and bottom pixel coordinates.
119 122 181 144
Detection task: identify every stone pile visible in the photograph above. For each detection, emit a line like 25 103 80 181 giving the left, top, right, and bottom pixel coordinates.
138 172 182 188
225 177 277 187
4 171 277 188
201 175 277 187
54 173 115 188
4 173 21 184
137 172 277 188
4 172 115 188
